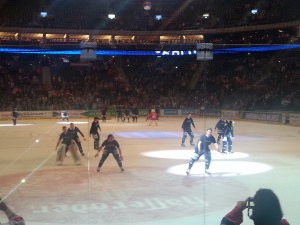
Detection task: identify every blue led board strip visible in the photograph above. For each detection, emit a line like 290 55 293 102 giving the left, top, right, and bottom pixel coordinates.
0 45 300 55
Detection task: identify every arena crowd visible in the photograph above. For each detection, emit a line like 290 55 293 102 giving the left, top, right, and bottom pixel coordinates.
0 52 299 112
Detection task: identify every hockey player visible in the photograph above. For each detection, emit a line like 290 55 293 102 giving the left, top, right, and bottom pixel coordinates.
186 128 219 175
11 108 19 126
155 107 160 120
115 109 123 122
132 107 139 122
123 108 131 123
215 116 227 144
221 120 234 154
67 123 86 156
148 109 158 126
89 117 101 150
95 134 124 173
145 109 151 121
61 111 69 121
101 108 107 123
55 126 81 166
181 113 197 147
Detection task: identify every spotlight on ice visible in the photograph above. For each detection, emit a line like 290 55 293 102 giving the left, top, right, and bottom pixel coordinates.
36 140 39 142
21 179 26 183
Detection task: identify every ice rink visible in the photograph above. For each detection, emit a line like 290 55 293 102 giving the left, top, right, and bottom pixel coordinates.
0 117 299 225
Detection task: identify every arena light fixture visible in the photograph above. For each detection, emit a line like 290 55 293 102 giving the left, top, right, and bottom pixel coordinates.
143 1 152 10
251 9 258 14
40 12 48 17
108 14 115 19
203 13 209 18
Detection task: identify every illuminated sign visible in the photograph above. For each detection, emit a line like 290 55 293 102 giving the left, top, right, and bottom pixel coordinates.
0 45 300 55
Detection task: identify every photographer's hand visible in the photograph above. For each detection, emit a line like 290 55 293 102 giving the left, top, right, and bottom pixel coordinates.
221 198 249 225
236 198 249 210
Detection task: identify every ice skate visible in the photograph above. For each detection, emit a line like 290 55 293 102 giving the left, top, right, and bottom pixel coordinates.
186 169 190 175
205 169 211 175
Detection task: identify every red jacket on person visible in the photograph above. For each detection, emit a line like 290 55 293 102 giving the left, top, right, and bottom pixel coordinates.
221 206 290 225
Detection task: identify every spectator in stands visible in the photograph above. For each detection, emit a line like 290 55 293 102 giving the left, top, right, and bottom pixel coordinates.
220 188 289 225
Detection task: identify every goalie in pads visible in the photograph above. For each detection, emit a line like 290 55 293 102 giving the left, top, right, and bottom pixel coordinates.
56 126 81 165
